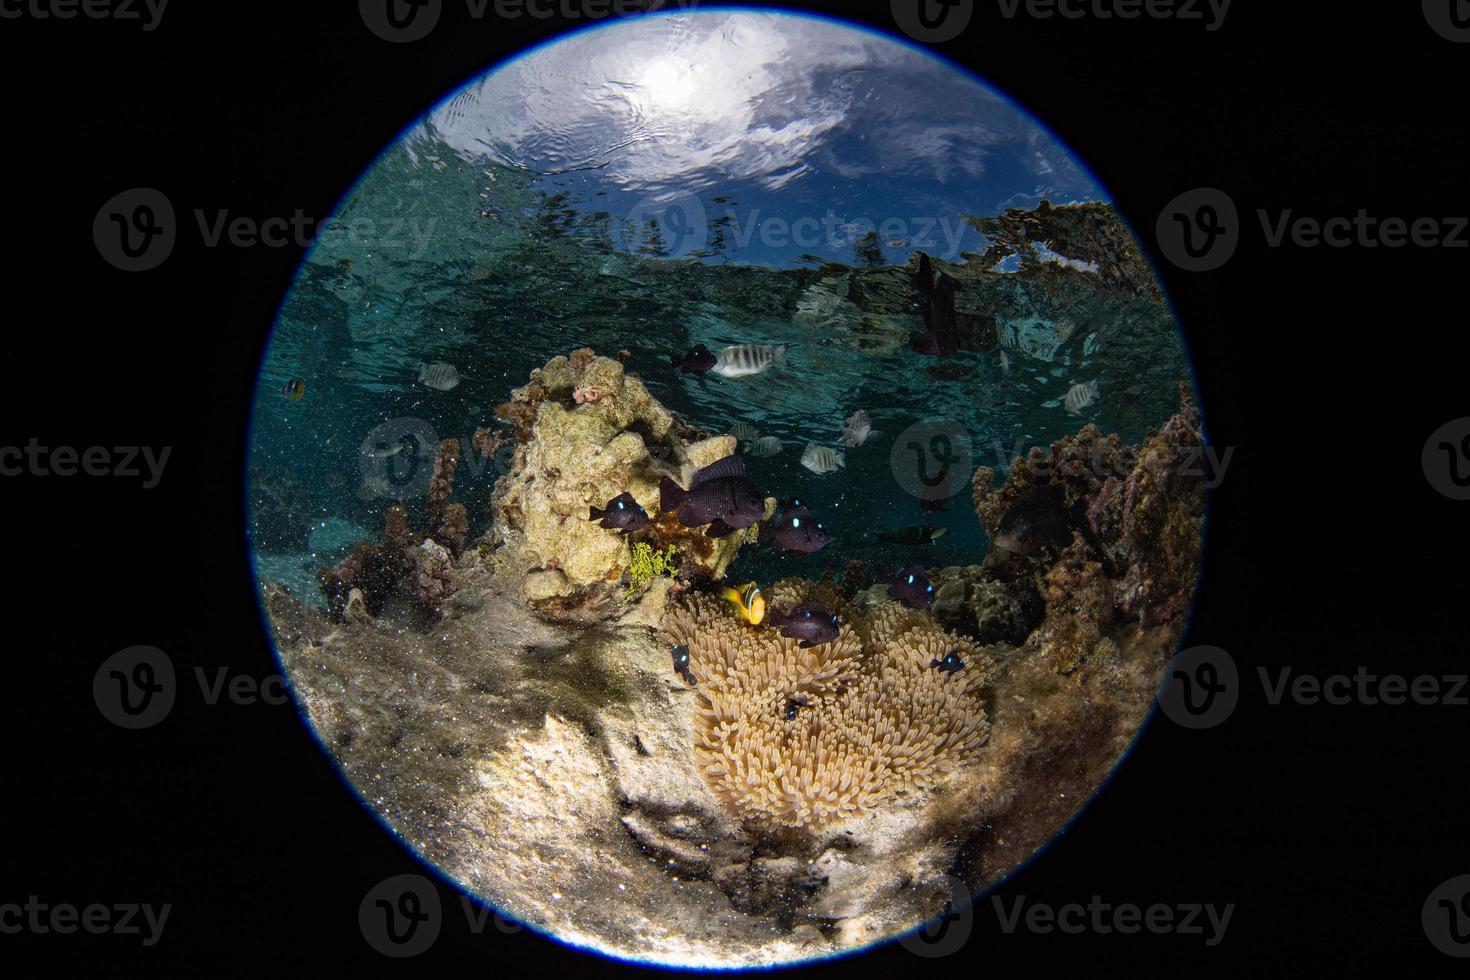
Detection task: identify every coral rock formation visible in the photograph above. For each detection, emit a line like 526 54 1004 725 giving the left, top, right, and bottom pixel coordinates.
317 429 481 621
490 350 765 612
970 384 1204 671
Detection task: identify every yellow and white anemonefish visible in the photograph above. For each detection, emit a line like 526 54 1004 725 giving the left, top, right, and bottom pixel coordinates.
719 580 766 625
282 378 306 401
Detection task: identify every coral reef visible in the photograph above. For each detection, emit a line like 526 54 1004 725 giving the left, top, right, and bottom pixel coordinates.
490 350 768 614
663 580 993 831
317 436 477 622
969 383 1204 671
267 319 1204 966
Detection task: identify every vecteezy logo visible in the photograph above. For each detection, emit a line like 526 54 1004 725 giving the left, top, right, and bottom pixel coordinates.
624 193 708 260
890 0 974 43
891 420 973 504
360 0 442 43
1423 875 1470 957
1423 0 1470 42
1422 418 1470 500
93 188 176 272
93 646 176 729
358 418 439 502
1155 188 1239 271
899 875 973 957
360 874 441 957
1157 645 1238 729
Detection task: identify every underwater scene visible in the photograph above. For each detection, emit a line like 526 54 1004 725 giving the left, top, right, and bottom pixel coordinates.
249 10 1203 970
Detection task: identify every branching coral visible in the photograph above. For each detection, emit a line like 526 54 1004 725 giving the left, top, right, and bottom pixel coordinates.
663 579 993 830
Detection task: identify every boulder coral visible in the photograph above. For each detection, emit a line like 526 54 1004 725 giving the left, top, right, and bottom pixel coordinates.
490 350 769 609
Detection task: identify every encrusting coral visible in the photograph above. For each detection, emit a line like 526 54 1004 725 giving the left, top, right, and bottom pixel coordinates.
663 579 993 831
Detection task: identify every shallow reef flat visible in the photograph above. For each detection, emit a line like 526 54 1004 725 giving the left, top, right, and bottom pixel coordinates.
261 349 1203 967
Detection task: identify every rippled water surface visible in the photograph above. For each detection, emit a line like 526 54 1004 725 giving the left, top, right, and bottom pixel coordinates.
249 10 1190 600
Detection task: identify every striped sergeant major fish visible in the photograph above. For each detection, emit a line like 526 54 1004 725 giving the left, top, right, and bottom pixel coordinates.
711 344 785 378
1064 378 1101 414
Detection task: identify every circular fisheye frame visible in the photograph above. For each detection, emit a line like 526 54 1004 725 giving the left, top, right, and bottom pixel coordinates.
248 9 1204 969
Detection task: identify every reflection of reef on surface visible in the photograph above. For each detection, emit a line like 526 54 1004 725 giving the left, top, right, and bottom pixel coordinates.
260 342 1205 967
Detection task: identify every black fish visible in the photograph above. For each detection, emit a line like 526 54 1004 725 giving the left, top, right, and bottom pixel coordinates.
670 344 718 375
930 650 965 673
784 697 808 721
993 484 1086 555
588 491 649 531
882 564 936 609
876 524 946 545
910 252 959 358
760 499 830 554
767 602 840 648
659 455 766 538
671 643 696 685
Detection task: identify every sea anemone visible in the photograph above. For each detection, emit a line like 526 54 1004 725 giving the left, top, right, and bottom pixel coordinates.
663 579 993 830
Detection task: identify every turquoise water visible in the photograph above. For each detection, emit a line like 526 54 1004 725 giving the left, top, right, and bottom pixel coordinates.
247 10 1191 604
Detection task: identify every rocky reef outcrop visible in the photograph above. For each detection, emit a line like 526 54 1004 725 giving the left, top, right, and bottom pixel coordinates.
316 438 468 623
489 349 769 615
965 383 1205 673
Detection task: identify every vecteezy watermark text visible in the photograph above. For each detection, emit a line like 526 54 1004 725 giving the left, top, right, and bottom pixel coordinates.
620 194 978 262
93 187 439 271
0 440 169 488
0 0 167 30
1158 646 1469 728
993 894 1234 946
1157 187 1468 271
360 874 522 957
994 0 1230 31
0 897 170 946
93 646 290 729
359 0 693 43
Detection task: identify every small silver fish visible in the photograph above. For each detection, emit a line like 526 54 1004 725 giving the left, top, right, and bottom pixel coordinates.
800 443 845 474
748 436 783 457
999 349 1011 376
712 344 785 378
1064 379 1101 414
730 422 760 442
360 438 407 460
417 361 461 391
840 410 878 447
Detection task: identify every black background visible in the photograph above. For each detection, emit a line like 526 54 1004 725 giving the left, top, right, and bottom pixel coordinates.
1 0 1464 974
